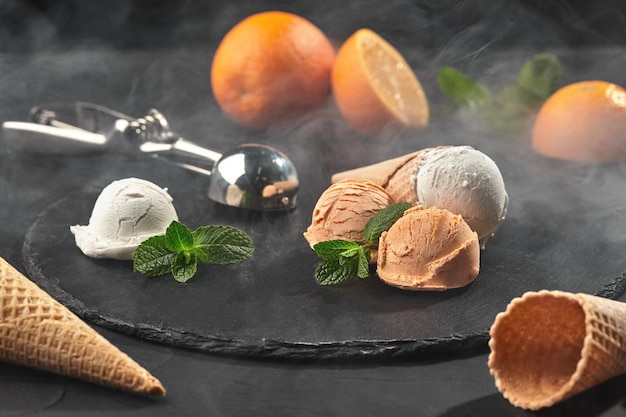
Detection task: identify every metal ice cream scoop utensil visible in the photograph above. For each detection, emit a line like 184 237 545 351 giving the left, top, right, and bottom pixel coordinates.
2 102 299 211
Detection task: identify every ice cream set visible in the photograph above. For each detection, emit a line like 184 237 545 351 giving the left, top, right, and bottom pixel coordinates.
1 61 626 414
306 145 508 290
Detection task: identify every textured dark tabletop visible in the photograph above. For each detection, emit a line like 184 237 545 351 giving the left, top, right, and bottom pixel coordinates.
2 0 626 416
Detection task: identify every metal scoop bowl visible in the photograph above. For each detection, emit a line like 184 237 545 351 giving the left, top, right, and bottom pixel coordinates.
2 102 299 211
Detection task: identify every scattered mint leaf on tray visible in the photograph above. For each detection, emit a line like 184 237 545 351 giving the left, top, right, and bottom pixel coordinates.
437 66 492 110
312 203 410 286
437 53 563 134
517 53 562 104
133 220 254 283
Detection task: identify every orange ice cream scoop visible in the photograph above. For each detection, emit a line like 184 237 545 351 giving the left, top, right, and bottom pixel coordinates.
377 206 480 290
304 179 394 262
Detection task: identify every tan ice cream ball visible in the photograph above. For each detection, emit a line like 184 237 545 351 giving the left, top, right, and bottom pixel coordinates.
376 205 479 290
303 179 394 262
488 290 626 411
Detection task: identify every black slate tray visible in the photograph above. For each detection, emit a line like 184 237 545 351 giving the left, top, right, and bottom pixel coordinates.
20 116 626 360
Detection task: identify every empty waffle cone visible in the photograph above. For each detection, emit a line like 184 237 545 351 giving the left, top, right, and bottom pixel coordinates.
0 257 165 396
488 290 626 410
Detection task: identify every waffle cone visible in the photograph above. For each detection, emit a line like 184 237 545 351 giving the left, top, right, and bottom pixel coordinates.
488 290 626 410
0 257 165 396
330 146 451 204
331 151 421 203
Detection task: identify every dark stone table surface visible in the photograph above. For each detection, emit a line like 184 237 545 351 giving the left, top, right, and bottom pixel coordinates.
2 0 626 415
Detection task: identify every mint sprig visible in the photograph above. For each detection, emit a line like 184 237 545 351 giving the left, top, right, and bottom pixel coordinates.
437 53 562 133
437 66 492 111
133 220 254 283
313 202 411 286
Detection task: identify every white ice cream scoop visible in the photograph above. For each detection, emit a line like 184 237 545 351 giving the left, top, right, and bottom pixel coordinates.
70 177 178 260
411 146 509 247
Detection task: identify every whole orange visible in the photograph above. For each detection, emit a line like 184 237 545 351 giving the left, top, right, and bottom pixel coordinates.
532 80 626 163
331 28 429 136
210 11 335 130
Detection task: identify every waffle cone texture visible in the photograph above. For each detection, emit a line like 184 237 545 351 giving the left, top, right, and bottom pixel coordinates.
331 146 452 204
488 290 626 410
0 257 165 396
331 150 423 204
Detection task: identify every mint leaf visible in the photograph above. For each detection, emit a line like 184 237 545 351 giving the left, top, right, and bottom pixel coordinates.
165 221 194 252
132 235 174 277
132 221 254 282
313 240 362 261
315 257 359 285
191 246 210 263
356 246 370 279
437 66 492 109
481 85 537 133
192 225 254 265
363 202 411 244
438 53 562 136
171 251 198 283
311 204 407 286
517 53 562 105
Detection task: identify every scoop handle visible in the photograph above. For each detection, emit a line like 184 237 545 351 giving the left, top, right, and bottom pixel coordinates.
2 121 107 155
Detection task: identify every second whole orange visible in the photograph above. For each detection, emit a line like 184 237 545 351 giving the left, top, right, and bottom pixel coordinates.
210 11 335 130
532 80 626 163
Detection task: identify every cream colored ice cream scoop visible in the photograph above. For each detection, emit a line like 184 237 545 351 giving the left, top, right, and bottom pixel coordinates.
377 205 480 290
413 146 508 247
70 177 178 260
332 145 508 247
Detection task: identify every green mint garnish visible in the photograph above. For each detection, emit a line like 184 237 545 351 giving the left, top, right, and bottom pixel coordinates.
131 235 174 277
437 66 492 110
133 220 254 283
516 53 562 105
363 202 412 244
312 202 409 286
171 251 198 283
165 220 195 252
192 225 256 265
437 53 562 134
313 239 362 261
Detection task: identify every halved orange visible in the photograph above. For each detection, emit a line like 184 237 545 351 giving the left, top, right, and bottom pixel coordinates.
331 28 429 136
